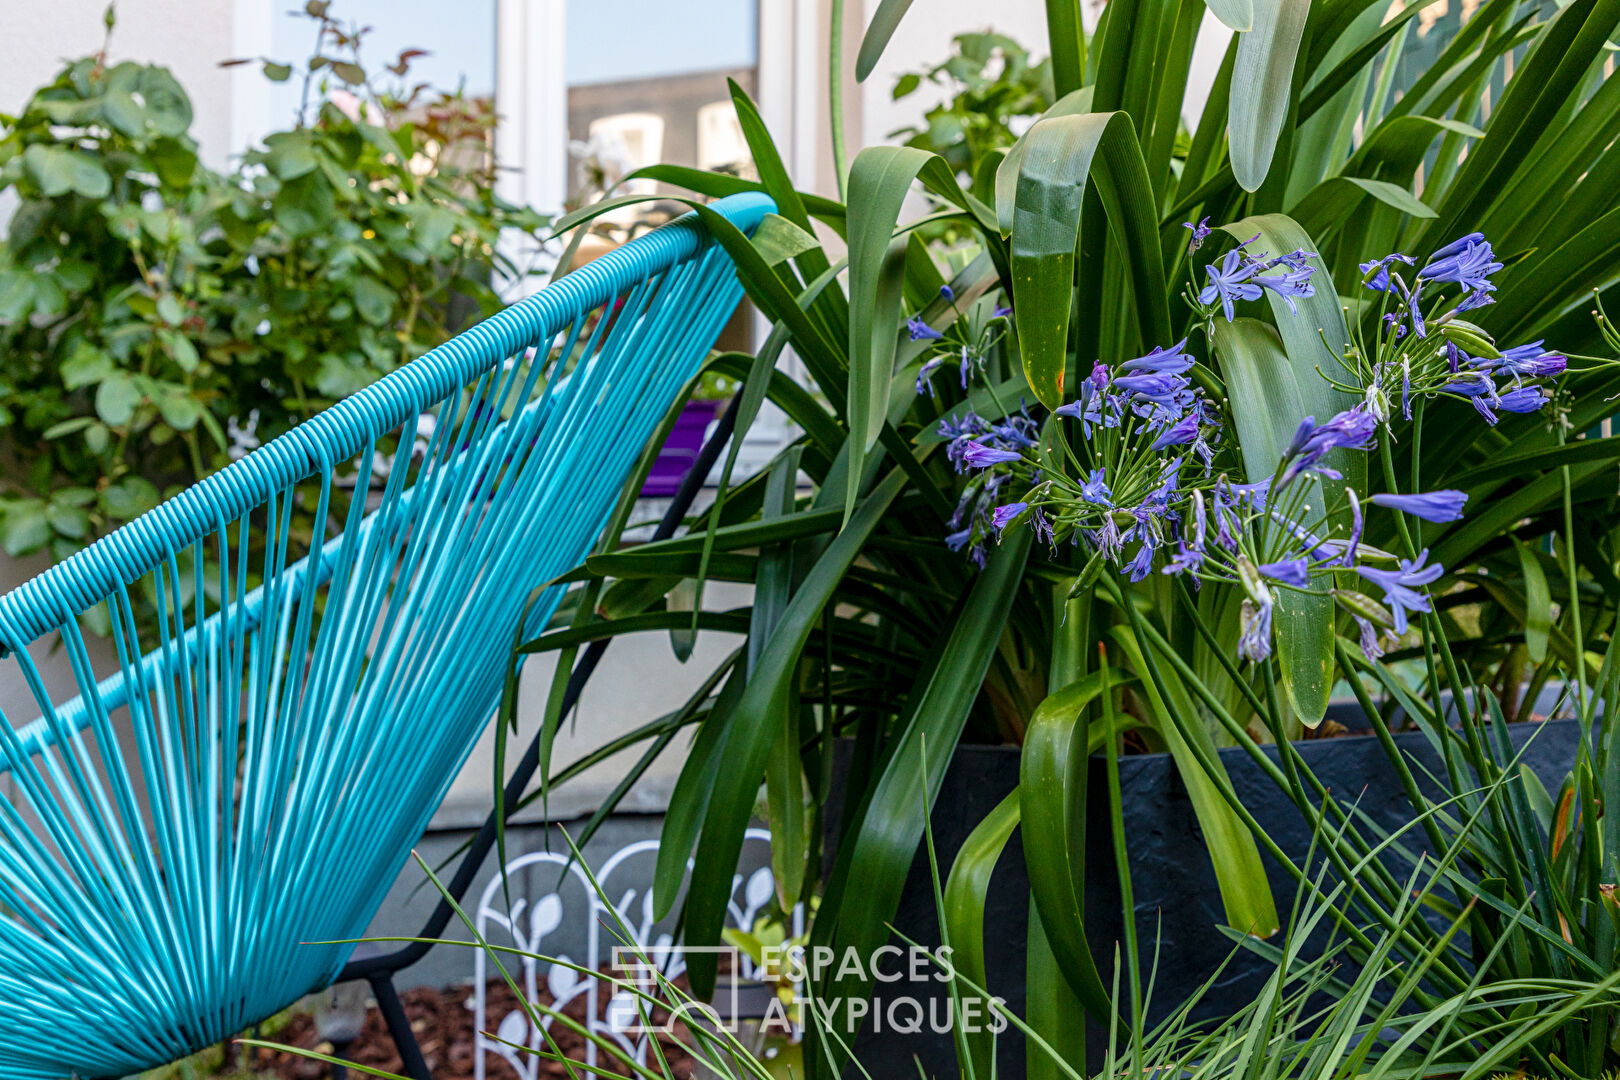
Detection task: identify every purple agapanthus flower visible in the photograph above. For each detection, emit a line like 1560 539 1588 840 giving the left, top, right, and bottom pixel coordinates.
1115 370 1191 405
1081 468 1113 507
1126 540 1158 582
1164 490 1208 577
1371 490 1469 523
1238 598 1275 663
1184 217 1212 253
1497 386 1550 414
1359 252 1415 292
1164 542 1205 576
1382 312 1407 339
1336 489 1364 568
915 356 944 397
1280 407 1377 485
1150 411 1202 451
1406 278 1427 338
1307 407 1379 454
992 502 1028 531
1444 373 1500 424
1457 287 1495 312
1121 338 1194 375
1089 514 1124 559
1357 548 1444 635
1355 615 1385 662
1490 342 1567 380
1260 557 1311 587
1253 265 1316 313
1426 232 1483 263
992 304 1013 318
1030 506 1055 544
1258 248 1318 273
1420 235 1502 292
962 441 1023 469
940 284 955 302
1227 477 1272 509
1200 248 1263 322
906 317 943 342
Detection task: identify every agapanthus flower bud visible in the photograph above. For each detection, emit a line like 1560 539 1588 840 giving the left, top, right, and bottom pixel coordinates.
1121 339 1194 375
962 441 1022 469
1370 490 1469 523
1259 558 1311 587
992 502 1027 531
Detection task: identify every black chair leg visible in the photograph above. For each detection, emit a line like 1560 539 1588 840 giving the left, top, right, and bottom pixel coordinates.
371 974 433 1080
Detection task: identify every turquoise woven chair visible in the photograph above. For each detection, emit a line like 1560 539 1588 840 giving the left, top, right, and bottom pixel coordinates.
0 192 772 1080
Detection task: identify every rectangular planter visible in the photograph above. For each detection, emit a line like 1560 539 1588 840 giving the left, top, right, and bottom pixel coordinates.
828 714 1587 1076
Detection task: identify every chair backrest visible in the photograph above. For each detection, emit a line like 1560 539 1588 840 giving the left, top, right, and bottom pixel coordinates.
0 191 772 1079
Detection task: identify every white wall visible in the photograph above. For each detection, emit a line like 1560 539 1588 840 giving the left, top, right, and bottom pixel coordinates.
0 0 237 169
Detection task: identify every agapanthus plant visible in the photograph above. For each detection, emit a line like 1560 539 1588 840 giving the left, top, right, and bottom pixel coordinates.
911 284 1014 398
920 226 1513 666
1322 232 1582 428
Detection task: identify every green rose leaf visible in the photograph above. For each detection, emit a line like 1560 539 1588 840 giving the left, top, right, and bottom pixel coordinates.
99 476 161 520
0 499 51 556
94 373 142 426
352 275 396 326
24 144 112 199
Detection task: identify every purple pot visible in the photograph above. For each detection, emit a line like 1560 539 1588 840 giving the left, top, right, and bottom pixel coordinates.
641 398 723 497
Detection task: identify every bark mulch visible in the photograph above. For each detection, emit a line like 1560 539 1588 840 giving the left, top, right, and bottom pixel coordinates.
241 979 698 1080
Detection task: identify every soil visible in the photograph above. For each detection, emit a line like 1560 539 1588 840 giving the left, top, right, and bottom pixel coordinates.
242 979 699 1080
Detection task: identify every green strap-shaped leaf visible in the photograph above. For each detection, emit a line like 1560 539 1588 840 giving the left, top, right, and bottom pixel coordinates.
844 146 935 523
1106 624 1280 938
1045 0 1089 95
759 448 810 908
1020 669 1124 1022
1007 112 1172 408
1287 176 1437 240
995 88 1094 238
1228 0 1309 191
809 528 1032 1066
855 0 916 81
682 470 908 996
942 791 1021 1080
1211 215 1360 728
1514 538 1553 664
1026 899 1088 1079
1206 0 1255 32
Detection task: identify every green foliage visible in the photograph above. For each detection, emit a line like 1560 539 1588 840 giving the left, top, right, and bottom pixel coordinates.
889 32 1054 176
0 6 547 563
509 1 1620 1074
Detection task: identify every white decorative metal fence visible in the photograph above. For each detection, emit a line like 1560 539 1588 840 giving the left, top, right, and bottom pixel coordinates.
471 828 802 1079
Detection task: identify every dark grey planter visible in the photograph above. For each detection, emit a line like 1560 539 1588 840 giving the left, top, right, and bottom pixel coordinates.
828 711 1587 1077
